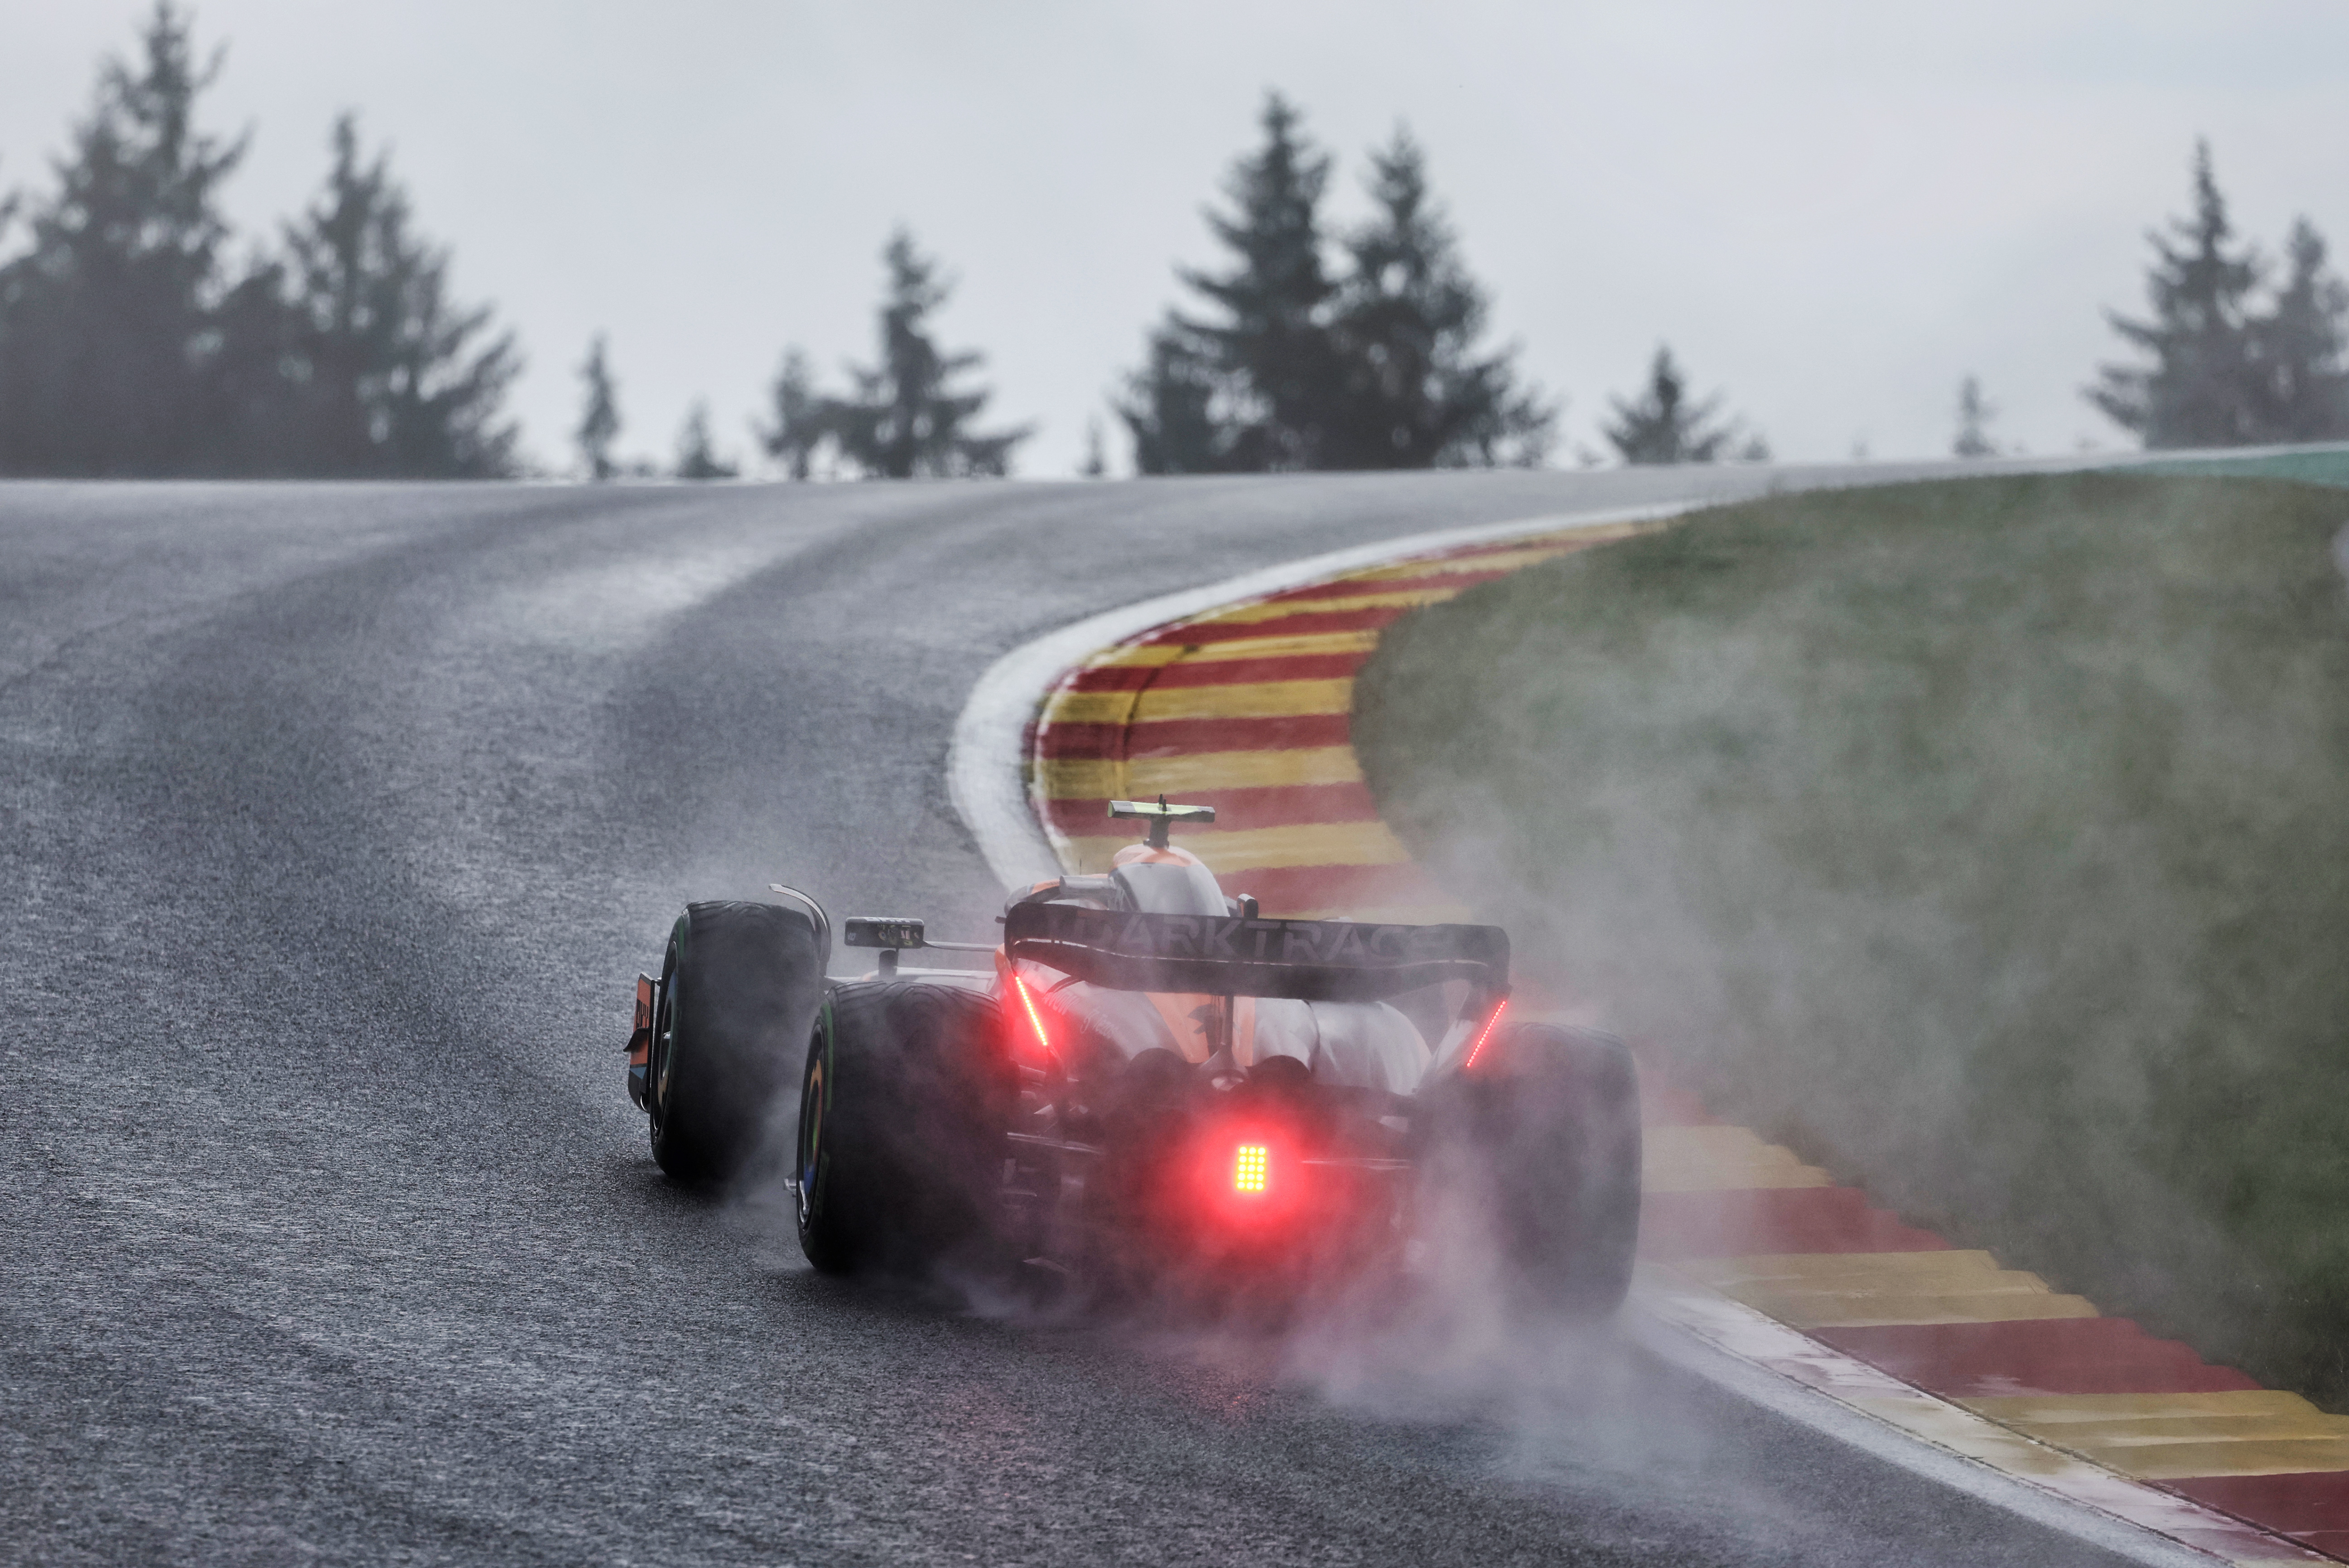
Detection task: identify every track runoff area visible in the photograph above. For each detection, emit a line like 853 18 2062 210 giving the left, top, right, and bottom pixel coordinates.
973 511 2349 1567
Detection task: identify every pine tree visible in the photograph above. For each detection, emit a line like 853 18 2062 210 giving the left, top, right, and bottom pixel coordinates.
1603 346 1741 464
1185 93 1339 468
576 335 621 480
1124 93 1338 472
1079 417 1107 478
1953 375 1998 458
1124 100 1550 474
1324 128 1553 468
274 115 519 476
674 400 737 480
827 230 1030 478
2250 219 2349 442
0 2 244 475
2088 141 2265 448
758 347 826 479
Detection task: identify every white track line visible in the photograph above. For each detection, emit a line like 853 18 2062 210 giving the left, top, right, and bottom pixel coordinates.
943 488 2302 1568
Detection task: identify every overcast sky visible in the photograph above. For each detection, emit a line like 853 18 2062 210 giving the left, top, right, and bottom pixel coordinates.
5 2 2344 477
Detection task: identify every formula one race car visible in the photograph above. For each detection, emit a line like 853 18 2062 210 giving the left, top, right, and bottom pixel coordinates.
625 800 1642 1317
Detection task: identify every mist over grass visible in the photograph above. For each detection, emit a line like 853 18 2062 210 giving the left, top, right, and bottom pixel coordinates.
1354 473 2349 1408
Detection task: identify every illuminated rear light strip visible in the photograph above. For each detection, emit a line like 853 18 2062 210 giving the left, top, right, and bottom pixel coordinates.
1463 998 1509 1071
1010 973 1053 1055
1233 1143 1269 1194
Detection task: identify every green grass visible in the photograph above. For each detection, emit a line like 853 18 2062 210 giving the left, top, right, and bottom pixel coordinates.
1354 473 2349 1407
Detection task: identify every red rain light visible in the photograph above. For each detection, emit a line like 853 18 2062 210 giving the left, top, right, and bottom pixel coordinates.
1009 973 1053 1056
1232 1143 1270 1195
1462 999 1509 1071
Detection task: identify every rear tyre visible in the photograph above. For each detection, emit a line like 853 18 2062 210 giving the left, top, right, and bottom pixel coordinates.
1426 1023 1642 1319
648 900 828 1187
794 981 1012 1279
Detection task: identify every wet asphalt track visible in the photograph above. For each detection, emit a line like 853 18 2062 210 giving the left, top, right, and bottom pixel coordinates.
0 472 2148 1567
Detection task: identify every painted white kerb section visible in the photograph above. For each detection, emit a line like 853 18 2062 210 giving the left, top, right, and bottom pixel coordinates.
945 501 1692 891
1630 1294 2241 1567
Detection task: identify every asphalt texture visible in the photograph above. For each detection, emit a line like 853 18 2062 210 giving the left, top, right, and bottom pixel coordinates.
0 471 2150 1567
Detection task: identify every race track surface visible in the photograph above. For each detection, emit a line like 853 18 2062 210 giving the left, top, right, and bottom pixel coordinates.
0 471 2149 1566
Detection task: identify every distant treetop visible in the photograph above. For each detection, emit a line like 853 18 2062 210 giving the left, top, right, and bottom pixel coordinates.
2089 140 2349 449
761 231 1032 480
674 400 738 481
1120 93 1551 474
1953 376 1998 459
1602 346 1751 465
0 3 524 478
0 0 246 475
575 335 621 480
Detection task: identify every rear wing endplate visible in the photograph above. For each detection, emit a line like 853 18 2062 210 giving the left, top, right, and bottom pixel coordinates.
1003 902 1507 1003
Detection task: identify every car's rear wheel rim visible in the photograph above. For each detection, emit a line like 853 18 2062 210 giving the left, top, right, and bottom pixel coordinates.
796 1051 824 1230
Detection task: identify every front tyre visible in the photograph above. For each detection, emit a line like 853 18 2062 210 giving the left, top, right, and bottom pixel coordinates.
648 900 827 1187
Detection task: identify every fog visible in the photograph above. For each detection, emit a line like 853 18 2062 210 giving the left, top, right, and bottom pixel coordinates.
5 1 2345 474
1350 476 2349 1403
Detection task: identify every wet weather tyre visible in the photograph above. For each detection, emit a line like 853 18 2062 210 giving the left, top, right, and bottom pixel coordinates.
1428 1023 1642 1319
795 980 1012 1279
648 900 827 1188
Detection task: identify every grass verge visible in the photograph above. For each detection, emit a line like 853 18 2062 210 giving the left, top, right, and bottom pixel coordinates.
1354 473 2349 1407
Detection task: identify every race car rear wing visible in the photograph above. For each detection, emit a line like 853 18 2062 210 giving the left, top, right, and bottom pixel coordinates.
1003 902 1508 1004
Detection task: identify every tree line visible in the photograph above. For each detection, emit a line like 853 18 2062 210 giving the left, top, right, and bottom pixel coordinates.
600 93 1759 481
1116 97 1556 472
1 7 2342 480
1950 142 2349 461
0 5 517 478
583 231 1034 482
2088 140 2349 449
